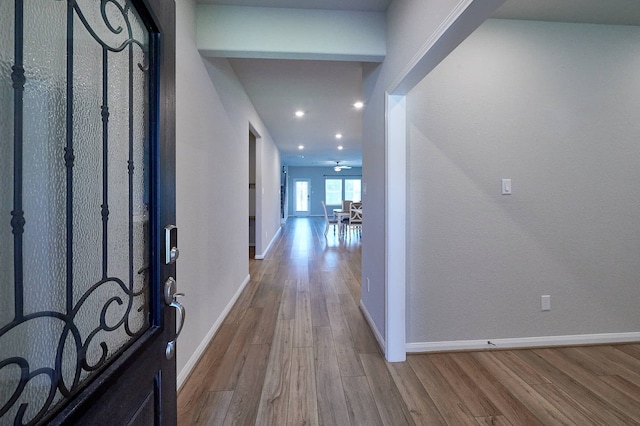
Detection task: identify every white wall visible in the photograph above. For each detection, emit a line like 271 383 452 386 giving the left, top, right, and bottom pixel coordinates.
176 0 281 384
255 126 282 257
406 19 640 346
196 5 386 61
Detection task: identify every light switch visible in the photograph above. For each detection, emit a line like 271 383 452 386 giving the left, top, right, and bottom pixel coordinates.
541 295 551 311
501 179 512 195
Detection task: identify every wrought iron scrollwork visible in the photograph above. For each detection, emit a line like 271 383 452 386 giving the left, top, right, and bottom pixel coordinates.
0 0 152 424
0 279 147 423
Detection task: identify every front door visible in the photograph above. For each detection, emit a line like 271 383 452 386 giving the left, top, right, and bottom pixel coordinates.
0 0 178 424
293 178 310 216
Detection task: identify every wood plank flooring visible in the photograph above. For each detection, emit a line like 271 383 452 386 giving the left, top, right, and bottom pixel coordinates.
178 217 640 425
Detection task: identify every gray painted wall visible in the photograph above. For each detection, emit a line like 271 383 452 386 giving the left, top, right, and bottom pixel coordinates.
406 19 640 343
361 0 477 346
176 0 281 383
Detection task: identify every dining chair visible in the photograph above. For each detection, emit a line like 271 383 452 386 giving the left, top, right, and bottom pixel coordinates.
321 200 339 236
346 202 362 238
341 200 352 228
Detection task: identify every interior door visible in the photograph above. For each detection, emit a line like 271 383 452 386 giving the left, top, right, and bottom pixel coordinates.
0 0 178 424
293 178 310 216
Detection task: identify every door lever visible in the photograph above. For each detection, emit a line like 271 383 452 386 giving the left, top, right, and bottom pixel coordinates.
164 278 186 360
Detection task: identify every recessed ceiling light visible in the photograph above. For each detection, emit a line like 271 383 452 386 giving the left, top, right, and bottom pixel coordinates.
298 145 304 150
295 110 305 117
353 101 364 109
335 133 342 139
338 146 343 150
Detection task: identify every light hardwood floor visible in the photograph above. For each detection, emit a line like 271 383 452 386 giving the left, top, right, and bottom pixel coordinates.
178 217 640 425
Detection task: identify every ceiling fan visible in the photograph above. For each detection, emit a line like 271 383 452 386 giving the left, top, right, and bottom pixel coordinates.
333 161 352 172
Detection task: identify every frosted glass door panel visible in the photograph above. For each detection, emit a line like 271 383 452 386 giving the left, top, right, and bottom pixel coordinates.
295 179 310 215
0 0 151 423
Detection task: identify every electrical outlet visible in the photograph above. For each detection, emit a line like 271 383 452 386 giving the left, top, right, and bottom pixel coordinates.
541 295 551 311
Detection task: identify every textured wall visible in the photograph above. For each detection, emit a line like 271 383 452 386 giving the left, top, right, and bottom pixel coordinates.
406 19 640 343
176 0 280 381
196 5 386 61
361 0 484 347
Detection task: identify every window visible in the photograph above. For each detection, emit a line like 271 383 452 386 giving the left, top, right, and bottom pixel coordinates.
345 179 361 202
325 179 342 206
325 177 361 205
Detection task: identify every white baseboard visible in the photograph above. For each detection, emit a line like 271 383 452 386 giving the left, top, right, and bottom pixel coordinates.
254 226 281 260
177 274 251 390
359 300 386 353
406 332 640 353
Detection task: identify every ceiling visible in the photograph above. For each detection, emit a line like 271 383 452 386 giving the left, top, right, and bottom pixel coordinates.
493 0 640 26
228 58 365 168
203 0 640 168
201 0 391 168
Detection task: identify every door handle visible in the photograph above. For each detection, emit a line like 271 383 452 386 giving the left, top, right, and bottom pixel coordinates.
164 277 186 360
170 295 186 338
165 295 185 360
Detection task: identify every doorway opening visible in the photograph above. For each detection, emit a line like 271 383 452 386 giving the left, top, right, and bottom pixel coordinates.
293 178 311 216
249 130 257 258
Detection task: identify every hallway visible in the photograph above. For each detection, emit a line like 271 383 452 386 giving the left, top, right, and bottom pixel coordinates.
178 217 640 425
177 217 398 424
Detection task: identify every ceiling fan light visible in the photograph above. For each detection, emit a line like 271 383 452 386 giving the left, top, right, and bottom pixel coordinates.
334 166 341 172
